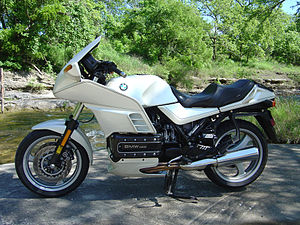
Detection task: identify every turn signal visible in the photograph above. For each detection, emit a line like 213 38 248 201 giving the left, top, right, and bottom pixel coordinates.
64 65 72 73
272 100 276 107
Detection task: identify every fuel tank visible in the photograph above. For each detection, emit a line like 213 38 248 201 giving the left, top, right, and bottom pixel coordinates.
106 75 178 107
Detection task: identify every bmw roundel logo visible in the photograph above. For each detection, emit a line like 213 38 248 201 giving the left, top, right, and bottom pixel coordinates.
119 83 128 91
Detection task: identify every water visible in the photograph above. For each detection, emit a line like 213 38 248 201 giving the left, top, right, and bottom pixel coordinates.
0 110 105 164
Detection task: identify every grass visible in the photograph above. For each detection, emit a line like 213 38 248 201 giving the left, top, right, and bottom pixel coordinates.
197 59 300 83
271 97 300 144
95 39 167 78
245 97 300 144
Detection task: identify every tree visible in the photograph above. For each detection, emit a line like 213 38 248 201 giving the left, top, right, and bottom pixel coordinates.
108 0 212 86
0 0 106 71
272 16 300 65
196 0 292 62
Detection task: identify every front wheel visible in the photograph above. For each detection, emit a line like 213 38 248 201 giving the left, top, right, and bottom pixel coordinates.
204 119 268 188
15 130 89 197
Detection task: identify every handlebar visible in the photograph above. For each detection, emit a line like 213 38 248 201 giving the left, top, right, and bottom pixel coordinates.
80 54 126 83
98 61 126 78
112 67 126 78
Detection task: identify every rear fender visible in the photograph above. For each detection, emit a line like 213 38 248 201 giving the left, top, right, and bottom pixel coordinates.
32 119 93 164
255 110 277 143
234 100 277 143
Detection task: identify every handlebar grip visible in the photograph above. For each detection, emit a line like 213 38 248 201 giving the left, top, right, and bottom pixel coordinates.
113 68 126 78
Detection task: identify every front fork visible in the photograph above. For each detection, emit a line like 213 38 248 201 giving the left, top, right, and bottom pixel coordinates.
50 103 84 166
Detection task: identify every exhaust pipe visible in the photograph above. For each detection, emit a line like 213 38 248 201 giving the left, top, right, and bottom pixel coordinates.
140 147 259 174
181 147 259 170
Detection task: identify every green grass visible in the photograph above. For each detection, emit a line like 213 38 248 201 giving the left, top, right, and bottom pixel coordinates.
95 39 167 78
271 97 300 144
245 97 300 144
197 59 300 83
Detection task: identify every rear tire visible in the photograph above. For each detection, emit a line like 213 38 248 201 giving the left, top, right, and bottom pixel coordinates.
204 119 268 188
15 130 89 197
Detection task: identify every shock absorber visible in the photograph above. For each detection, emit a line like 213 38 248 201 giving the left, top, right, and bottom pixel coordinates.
50 103 84 166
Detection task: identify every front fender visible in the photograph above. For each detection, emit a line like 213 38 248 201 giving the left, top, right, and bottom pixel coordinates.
32 119 93 164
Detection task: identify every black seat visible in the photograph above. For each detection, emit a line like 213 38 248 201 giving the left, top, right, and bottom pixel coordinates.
171 79 255 108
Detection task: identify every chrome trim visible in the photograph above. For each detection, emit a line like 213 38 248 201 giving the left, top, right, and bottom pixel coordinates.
181 147 259 170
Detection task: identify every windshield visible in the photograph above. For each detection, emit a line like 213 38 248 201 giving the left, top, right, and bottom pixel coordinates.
65 36 101 67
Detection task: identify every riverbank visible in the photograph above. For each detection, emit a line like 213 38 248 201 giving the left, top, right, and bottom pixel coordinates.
1 70 75 111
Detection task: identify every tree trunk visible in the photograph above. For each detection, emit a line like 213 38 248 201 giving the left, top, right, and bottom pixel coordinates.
212 36 217 61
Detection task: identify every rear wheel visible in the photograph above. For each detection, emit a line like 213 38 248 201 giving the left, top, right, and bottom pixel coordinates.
15 130 89 197
204 119 268 188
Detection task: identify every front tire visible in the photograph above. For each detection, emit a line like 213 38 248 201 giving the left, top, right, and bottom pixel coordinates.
204 119 268 188
15 130 89 197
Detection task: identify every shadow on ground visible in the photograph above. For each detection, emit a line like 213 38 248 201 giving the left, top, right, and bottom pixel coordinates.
0 144 299 225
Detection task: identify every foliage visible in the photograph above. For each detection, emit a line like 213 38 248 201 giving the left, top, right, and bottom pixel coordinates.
272 23 300 65
0 0 299 86
196 0 300 65
94 38 168 77
0 0 106 72
107 0 212 86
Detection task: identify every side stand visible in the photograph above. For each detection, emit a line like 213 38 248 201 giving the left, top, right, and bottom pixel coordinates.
164 169 179 196
164 169 198 202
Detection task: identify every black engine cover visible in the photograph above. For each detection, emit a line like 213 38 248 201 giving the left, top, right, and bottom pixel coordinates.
108 134 162 162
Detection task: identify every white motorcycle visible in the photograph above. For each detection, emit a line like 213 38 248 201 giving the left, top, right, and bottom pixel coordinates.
15 37 277 197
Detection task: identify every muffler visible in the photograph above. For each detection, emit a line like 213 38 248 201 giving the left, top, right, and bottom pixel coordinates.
181 147 259 170
140 147 259 174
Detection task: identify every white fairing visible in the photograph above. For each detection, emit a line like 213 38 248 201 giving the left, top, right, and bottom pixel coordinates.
158 103 220 125
54 80 156 138
66 36 101 68
53 36 101 94
219 85 275 112
106 75 177 107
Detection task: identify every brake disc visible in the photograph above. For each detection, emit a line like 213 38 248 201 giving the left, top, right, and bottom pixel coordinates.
33 142 72 183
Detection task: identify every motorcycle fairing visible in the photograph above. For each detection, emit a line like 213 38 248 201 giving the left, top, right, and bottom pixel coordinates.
158 103 220 125
53 37 101 94
219 85 275 112
54 80 156 138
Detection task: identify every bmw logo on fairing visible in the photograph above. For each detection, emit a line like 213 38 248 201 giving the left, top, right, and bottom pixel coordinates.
120 83 128 91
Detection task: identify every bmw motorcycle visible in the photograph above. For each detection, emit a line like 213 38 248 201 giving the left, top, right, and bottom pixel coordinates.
15 37 277 197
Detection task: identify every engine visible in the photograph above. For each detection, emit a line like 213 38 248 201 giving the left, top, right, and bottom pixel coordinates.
108 134 162 162
108 109 221 162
